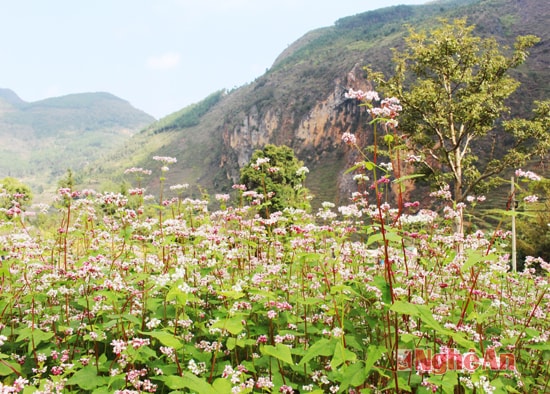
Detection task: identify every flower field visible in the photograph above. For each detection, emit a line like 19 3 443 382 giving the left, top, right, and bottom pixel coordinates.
0 159 548 393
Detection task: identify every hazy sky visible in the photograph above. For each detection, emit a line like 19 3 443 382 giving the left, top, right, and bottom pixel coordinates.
1 0 426 119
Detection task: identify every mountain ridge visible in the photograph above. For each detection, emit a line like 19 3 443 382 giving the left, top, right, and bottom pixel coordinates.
82 0 549 207
0 90 154 197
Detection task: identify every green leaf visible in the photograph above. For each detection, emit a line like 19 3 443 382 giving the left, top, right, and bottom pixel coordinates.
365 345 386 375
261 343 294 365
143 330 183 350
340 361 366 391
427 371 458 394
400 333 417 344
66 365 108 390
331 340 357 369
393 173 425 184
415 304 445 332
366 230 401 247
344 160 375 174
15 327 54 346
219 290 245 300
212 378 232 393
373 276 392 305
0 359 21 376
161 374 217 394
462 250 498 272
299 338 336 366
211 316 244 335
384 375 412 392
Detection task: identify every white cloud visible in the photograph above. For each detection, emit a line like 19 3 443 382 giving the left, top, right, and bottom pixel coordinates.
146 52 181 70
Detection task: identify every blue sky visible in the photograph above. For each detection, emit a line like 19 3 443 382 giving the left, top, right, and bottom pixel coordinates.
0 0 425 119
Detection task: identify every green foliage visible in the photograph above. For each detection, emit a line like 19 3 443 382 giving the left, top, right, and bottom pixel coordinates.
239 144 311 216
57 169 78 190
151 90 225 134
370 18 548 203
0 164 547 393
0 92 153 199
0 153 549 392
515 177 550 265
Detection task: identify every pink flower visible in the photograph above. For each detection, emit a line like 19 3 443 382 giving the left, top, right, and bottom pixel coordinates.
345 88 379 102
341 132 357 145
523 195 539 203
153 156 177 164
515 169 541 181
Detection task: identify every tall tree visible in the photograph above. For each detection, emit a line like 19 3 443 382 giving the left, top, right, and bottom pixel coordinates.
240 144 310 217
369 19 549 206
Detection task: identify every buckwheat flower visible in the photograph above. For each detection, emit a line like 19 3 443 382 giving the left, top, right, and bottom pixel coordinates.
406 154 422 163
430 184 452 200
232 184 247 191
128 188 146 196
153 367 164 375
111 339 127 355
379 162 393 172
153 156 177 164
256 377 274 389
13 377 29 392
380 97 402 117
515 169 541 181
252 157 270 170
280 385 295 394
169 183 189 191
222 365 234 378
296 166 309 176
345 88 379 102
188 359 207 375
267 310 277 319
523 195 538 203
0 334 7 346
124 167 152 175
331 327 344 338
353 174 369 183
130 337 150 349
341 132 357 145
215 193 230 202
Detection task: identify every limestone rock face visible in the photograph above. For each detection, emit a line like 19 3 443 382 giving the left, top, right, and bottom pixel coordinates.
220 64 373 202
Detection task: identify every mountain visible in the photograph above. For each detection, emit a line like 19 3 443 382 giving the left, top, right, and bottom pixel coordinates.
0 90 154 196
84 0 550 205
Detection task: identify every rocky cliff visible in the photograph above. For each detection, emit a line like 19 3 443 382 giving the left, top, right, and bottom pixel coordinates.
220 64 373 204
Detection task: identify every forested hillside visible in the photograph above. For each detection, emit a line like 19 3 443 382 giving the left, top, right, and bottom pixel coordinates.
0 89 154 196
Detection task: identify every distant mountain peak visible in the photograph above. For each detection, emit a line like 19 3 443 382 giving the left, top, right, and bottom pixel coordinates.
0 88 26 106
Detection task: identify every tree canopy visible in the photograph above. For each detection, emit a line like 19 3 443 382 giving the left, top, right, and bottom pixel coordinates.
370 18 549 203
239 144 310 216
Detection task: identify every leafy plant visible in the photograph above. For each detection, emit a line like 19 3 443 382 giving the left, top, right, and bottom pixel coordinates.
239 144 311 217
